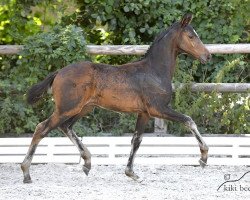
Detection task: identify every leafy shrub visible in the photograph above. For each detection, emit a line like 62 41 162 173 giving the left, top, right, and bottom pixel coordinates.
63 0 249 135
0 24 152 136
0 0 249 136
0 25 88 135
0 0 73 45
169 57 249 135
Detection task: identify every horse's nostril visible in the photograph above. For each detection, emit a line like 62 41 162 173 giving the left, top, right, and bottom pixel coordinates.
207 54 212 61
200 53 211 64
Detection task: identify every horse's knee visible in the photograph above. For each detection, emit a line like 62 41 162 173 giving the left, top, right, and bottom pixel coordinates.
184 116 208 147
184 116 196 129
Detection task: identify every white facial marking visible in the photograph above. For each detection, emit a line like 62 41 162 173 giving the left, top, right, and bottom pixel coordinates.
193 29 200 39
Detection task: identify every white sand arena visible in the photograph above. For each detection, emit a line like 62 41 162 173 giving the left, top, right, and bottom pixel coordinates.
1 164 250 200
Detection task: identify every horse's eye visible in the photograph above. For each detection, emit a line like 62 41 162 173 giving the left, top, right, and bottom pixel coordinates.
188 35 194 39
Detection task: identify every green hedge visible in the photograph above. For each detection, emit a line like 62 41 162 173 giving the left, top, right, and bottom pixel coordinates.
0 25 89 134
0 0 249 136
63 0 249 135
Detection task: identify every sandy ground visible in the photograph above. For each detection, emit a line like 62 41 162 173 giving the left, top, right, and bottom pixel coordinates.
1 163 250 200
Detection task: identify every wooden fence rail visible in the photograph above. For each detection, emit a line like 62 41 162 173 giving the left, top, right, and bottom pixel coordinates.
1 83 249 95
1 44 249 132
0 44 249 94
1 44 250 55
1 137 250 165
173 83 249 93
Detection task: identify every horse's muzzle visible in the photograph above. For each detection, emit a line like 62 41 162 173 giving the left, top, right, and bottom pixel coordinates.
200 53 212 64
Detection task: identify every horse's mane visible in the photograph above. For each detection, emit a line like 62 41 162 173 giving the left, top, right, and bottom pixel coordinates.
142 22 179 59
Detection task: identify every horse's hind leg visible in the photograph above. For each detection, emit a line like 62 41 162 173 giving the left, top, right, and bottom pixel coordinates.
125 113 149 181
21 113 63 183
60 127 91 175
59 107 93 175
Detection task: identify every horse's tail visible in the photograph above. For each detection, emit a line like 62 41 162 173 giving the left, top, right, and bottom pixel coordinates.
27 71 58 105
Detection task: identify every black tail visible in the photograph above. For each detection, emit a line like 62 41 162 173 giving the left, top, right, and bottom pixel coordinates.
27 71 58 105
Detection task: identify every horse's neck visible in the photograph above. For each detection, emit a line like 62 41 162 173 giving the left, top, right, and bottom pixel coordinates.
147 34 178 81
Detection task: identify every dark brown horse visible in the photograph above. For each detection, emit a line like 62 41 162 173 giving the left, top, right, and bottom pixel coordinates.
21 14 211 183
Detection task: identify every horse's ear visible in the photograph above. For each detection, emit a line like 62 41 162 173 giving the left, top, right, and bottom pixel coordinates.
181 13 193 28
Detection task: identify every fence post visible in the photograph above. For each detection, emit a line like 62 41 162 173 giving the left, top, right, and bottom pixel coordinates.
154 118 167 133
109 139 116 164
46 139 54 162
232 139 239 163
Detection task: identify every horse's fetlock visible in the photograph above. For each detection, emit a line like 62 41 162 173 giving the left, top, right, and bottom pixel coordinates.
20 163 26 172
203 144 209 152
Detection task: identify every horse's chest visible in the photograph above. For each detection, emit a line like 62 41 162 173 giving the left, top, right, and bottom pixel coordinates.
141 74 171 94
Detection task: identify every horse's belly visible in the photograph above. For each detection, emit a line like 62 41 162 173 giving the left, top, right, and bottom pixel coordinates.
96 89 144 113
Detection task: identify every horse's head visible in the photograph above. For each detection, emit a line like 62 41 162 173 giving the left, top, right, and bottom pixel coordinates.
177 14 211 64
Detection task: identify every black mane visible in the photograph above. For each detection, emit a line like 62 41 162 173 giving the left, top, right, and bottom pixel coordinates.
142 22 179 59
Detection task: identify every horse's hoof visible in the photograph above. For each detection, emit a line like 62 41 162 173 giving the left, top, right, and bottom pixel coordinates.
199 159 207 168
83 166 90 176
135 177 144 183
125 169 142 182
130 173 140 181
23 178 32 184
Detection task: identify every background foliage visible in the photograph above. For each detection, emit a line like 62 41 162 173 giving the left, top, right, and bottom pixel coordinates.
0 0 249 136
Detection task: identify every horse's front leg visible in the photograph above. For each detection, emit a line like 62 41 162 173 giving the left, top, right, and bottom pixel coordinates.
185 119 209 167
125 113 149 181
149 106 209 167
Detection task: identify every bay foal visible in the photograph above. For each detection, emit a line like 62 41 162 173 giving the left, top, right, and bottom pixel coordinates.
21 14 211 183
